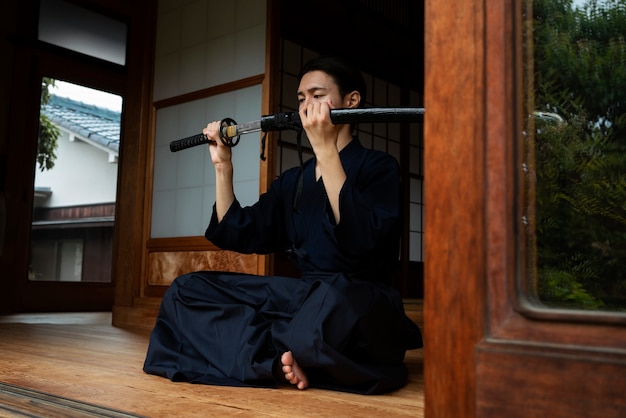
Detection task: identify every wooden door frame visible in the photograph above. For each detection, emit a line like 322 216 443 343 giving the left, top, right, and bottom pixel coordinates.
423 0 486 414
0 0 156 313
0 0 148 313
424 1 626 417
112 0 280 326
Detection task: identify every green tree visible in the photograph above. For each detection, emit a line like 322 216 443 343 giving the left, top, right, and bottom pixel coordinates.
533 0 626 310
38 77 60 171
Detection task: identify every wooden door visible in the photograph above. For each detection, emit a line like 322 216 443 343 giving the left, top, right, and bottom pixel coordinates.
424 1 626 417
0 0 155 313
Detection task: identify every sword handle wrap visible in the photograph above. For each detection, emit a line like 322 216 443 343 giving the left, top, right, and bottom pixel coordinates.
169 117 240 152
169 133 214 152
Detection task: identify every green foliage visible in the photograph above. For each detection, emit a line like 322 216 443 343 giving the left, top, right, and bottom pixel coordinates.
533 0 626 311
538 267 605 309
38 77 60 171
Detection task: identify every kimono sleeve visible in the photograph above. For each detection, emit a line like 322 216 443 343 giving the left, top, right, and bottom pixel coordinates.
333 152 402 255
205 180 289 254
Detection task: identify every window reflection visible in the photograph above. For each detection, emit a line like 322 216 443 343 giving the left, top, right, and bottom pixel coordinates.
526 0 626 312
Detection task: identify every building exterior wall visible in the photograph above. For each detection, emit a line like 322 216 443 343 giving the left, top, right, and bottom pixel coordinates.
33 128 118 208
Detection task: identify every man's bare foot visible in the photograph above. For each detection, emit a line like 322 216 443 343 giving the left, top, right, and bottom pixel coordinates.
281 351 309 390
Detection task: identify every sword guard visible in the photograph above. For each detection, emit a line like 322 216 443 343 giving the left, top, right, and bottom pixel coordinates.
218 117 240 147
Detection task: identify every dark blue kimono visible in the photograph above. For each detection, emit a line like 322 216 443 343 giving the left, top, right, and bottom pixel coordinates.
143 138 422 394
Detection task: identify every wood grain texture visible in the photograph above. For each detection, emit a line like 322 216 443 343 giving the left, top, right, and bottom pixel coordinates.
476 343 626 418
0 312 423 417
423 0 485 417
112 0 157 309
0 382 141 418
474 1 626 414
146 250 258 286
475 1 626 416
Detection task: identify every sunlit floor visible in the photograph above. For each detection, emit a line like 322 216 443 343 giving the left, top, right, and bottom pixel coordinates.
0 312 423 417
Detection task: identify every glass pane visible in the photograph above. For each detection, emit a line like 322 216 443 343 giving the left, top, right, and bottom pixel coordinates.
30 238 83 281
38 0 127 65
524 0 626 312
150 86 262 238
30 79 121 282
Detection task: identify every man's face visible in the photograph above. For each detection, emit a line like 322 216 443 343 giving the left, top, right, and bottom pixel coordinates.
297 70 345 111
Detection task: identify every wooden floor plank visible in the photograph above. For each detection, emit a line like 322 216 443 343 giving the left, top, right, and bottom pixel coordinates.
0 313 423 417
0 381 143 418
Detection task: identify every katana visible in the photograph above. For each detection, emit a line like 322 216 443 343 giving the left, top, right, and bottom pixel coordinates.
169 107 425 153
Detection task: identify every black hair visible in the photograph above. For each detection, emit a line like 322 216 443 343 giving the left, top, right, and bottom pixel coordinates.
298 56 367 107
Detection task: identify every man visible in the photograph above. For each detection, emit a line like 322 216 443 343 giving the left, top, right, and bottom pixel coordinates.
144 56 422 394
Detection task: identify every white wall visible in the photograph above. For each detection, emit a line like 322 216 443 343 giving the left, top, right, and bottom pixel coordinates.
33 128 118 207
150 0 266 238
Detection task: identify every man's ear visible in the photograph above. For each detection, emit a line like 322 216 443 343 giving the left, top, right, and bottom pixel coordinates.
345 90 361 108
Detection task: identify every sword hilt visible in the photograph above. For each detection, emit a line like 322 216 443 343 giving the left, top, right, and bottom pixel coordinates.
170 118 240 152
169 133 213 152
219 118 240 147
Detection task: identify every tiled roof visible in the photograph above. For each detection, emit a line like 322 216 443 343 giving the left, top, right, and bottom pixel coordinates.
42 95 121 152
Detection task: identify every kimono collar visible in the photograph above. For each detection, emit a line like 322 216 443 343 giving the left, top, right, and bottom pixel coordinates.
292 136 361 212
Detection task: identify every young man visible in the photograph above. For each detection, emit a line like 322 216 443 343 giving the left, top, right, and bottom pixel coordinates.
143 56 422 394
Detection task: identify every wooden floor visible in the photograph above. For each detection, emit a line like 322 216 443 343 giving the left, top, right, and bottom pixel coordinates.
0 312 423 417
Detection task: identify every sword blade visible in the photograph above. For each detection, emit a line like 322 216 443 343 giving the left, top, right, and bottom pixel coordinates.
225 120 262 138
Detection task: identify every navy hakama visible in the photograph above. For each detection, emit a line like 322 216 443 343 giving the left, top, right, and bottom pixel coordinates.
144 138 422 394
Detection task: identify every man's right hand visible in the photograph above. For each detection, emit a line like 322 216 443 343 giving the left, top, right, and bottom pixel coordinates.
203 121 233 167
